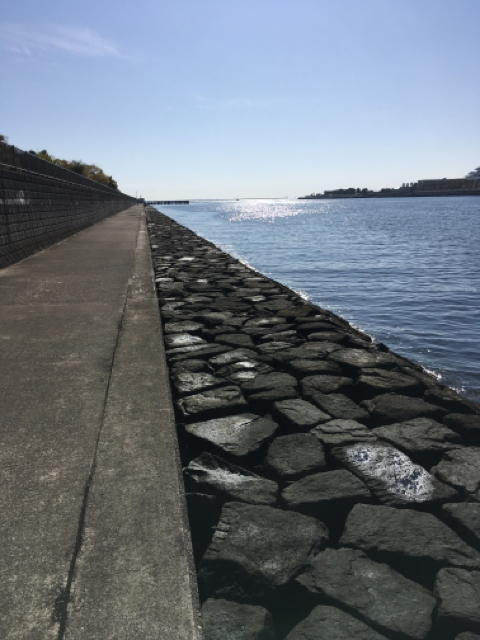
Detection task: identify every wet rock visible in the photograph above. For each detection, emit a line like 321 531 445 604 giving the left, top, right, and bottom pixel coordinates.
272 399 330 432
332 443 458 505
301 374 354 396
373 418 462 464
201 599 275 640
172 372 229 397
362 393 448 425
435 568 480 638
455 634 480 640
287 359 343 377
311 419 377 447
340 504 480 580
356 368 424 397
282 469 371 518
185 414 279 462
432 448 480 500
164 320 204 334
444 414 480 446
242 372 297 394
184 453 278 505
285 605 389 640
209 349 258 367
176 385 248 422
199 502 328 603
296 548 435 640
165 333 206 348
442 503 480 550
329 348 397 374
309 392 369 423
264 434 327 480
216 333 255 349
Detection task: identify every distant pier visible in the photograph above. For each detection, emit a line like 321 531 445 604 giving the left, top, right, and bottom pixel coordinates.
146 200 189 205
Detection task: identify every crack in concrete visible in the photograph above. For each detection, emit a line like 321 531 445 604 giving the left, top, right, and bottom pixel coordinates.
54 217 142 640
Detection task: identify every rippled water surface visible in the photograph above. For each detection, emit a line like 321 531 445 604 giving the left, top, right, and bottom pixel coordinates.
155 197 479 401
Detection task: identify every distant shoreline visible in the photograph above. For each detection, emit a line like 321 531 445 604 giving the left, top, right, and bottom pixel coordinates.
299 190 480 200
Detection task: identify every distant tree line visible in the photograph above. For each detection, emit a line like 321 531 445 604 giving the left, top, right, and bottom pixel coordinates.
1 134 118 190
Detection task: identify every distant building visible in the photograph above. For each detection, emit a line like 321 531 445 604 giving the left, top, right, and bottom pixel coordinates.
465 167 480 180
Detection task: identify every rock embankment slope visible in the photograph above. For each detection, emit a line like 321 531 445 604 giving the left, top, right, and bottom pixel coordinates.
146 206 480 640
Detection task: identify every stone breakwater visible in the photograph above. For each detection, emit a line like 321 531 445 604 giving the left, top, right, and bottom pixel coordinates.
146 206 480 640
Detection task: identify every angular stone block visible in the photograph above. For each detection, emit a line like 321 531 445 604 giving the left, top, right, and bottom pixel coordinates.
296 548 435 640
332 443 458 506
199 502 328 603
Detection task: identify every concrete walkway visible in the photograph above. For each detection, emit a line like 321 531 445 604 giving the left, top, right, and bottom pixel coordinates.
0 206 202 639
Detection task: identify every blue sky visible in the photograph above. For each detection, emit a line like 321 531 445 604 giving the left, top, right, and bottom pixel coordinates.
1 0 479 199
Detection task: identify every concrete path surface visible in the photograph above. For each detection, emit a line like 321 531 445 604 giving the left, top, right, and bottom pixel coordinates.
0 206 202 639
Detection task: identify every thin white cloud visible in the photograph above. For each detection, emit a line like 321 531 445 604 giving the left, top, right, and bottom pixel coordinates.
0 23 122 57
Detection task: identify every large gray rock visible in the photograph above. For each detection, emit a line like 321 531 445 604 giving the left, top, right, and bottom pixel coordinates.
242 372 297 394
164 320 204 334
456 634 480 640
296 548 435 640
272 399 330 432
171 358 213 374
199 502 328 603
432 448 480 501
282 469 371 517
285 605 389 640
216 333 255 349
202 598 275 640
184 453 278 505
311 419 377 447
435 568 480 638
172 371 229 397
329 348 397 374
264 434 327 480
301 374 354 396
373 418 462 462
165 332 206 347
309 392 369 423
185 414 279 462
288 358 343 377
340 504 480 577
332 443 459 505
362 393 448 425
168 343 230 362
356 368 424 397
209 349 258 367
176 385 248 422
442 503 480 550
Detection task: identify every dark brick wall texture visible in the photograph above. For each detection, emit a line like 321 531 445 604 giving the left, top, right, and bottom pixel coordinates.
0 168 135 268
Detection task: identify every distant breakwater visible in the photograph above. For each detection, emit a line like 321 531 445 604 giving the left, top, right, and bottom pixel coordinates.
146 205 480 640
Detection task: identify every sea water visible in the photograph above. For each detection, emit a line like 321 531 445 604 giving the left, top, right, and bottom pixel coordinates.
154 197 479 401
